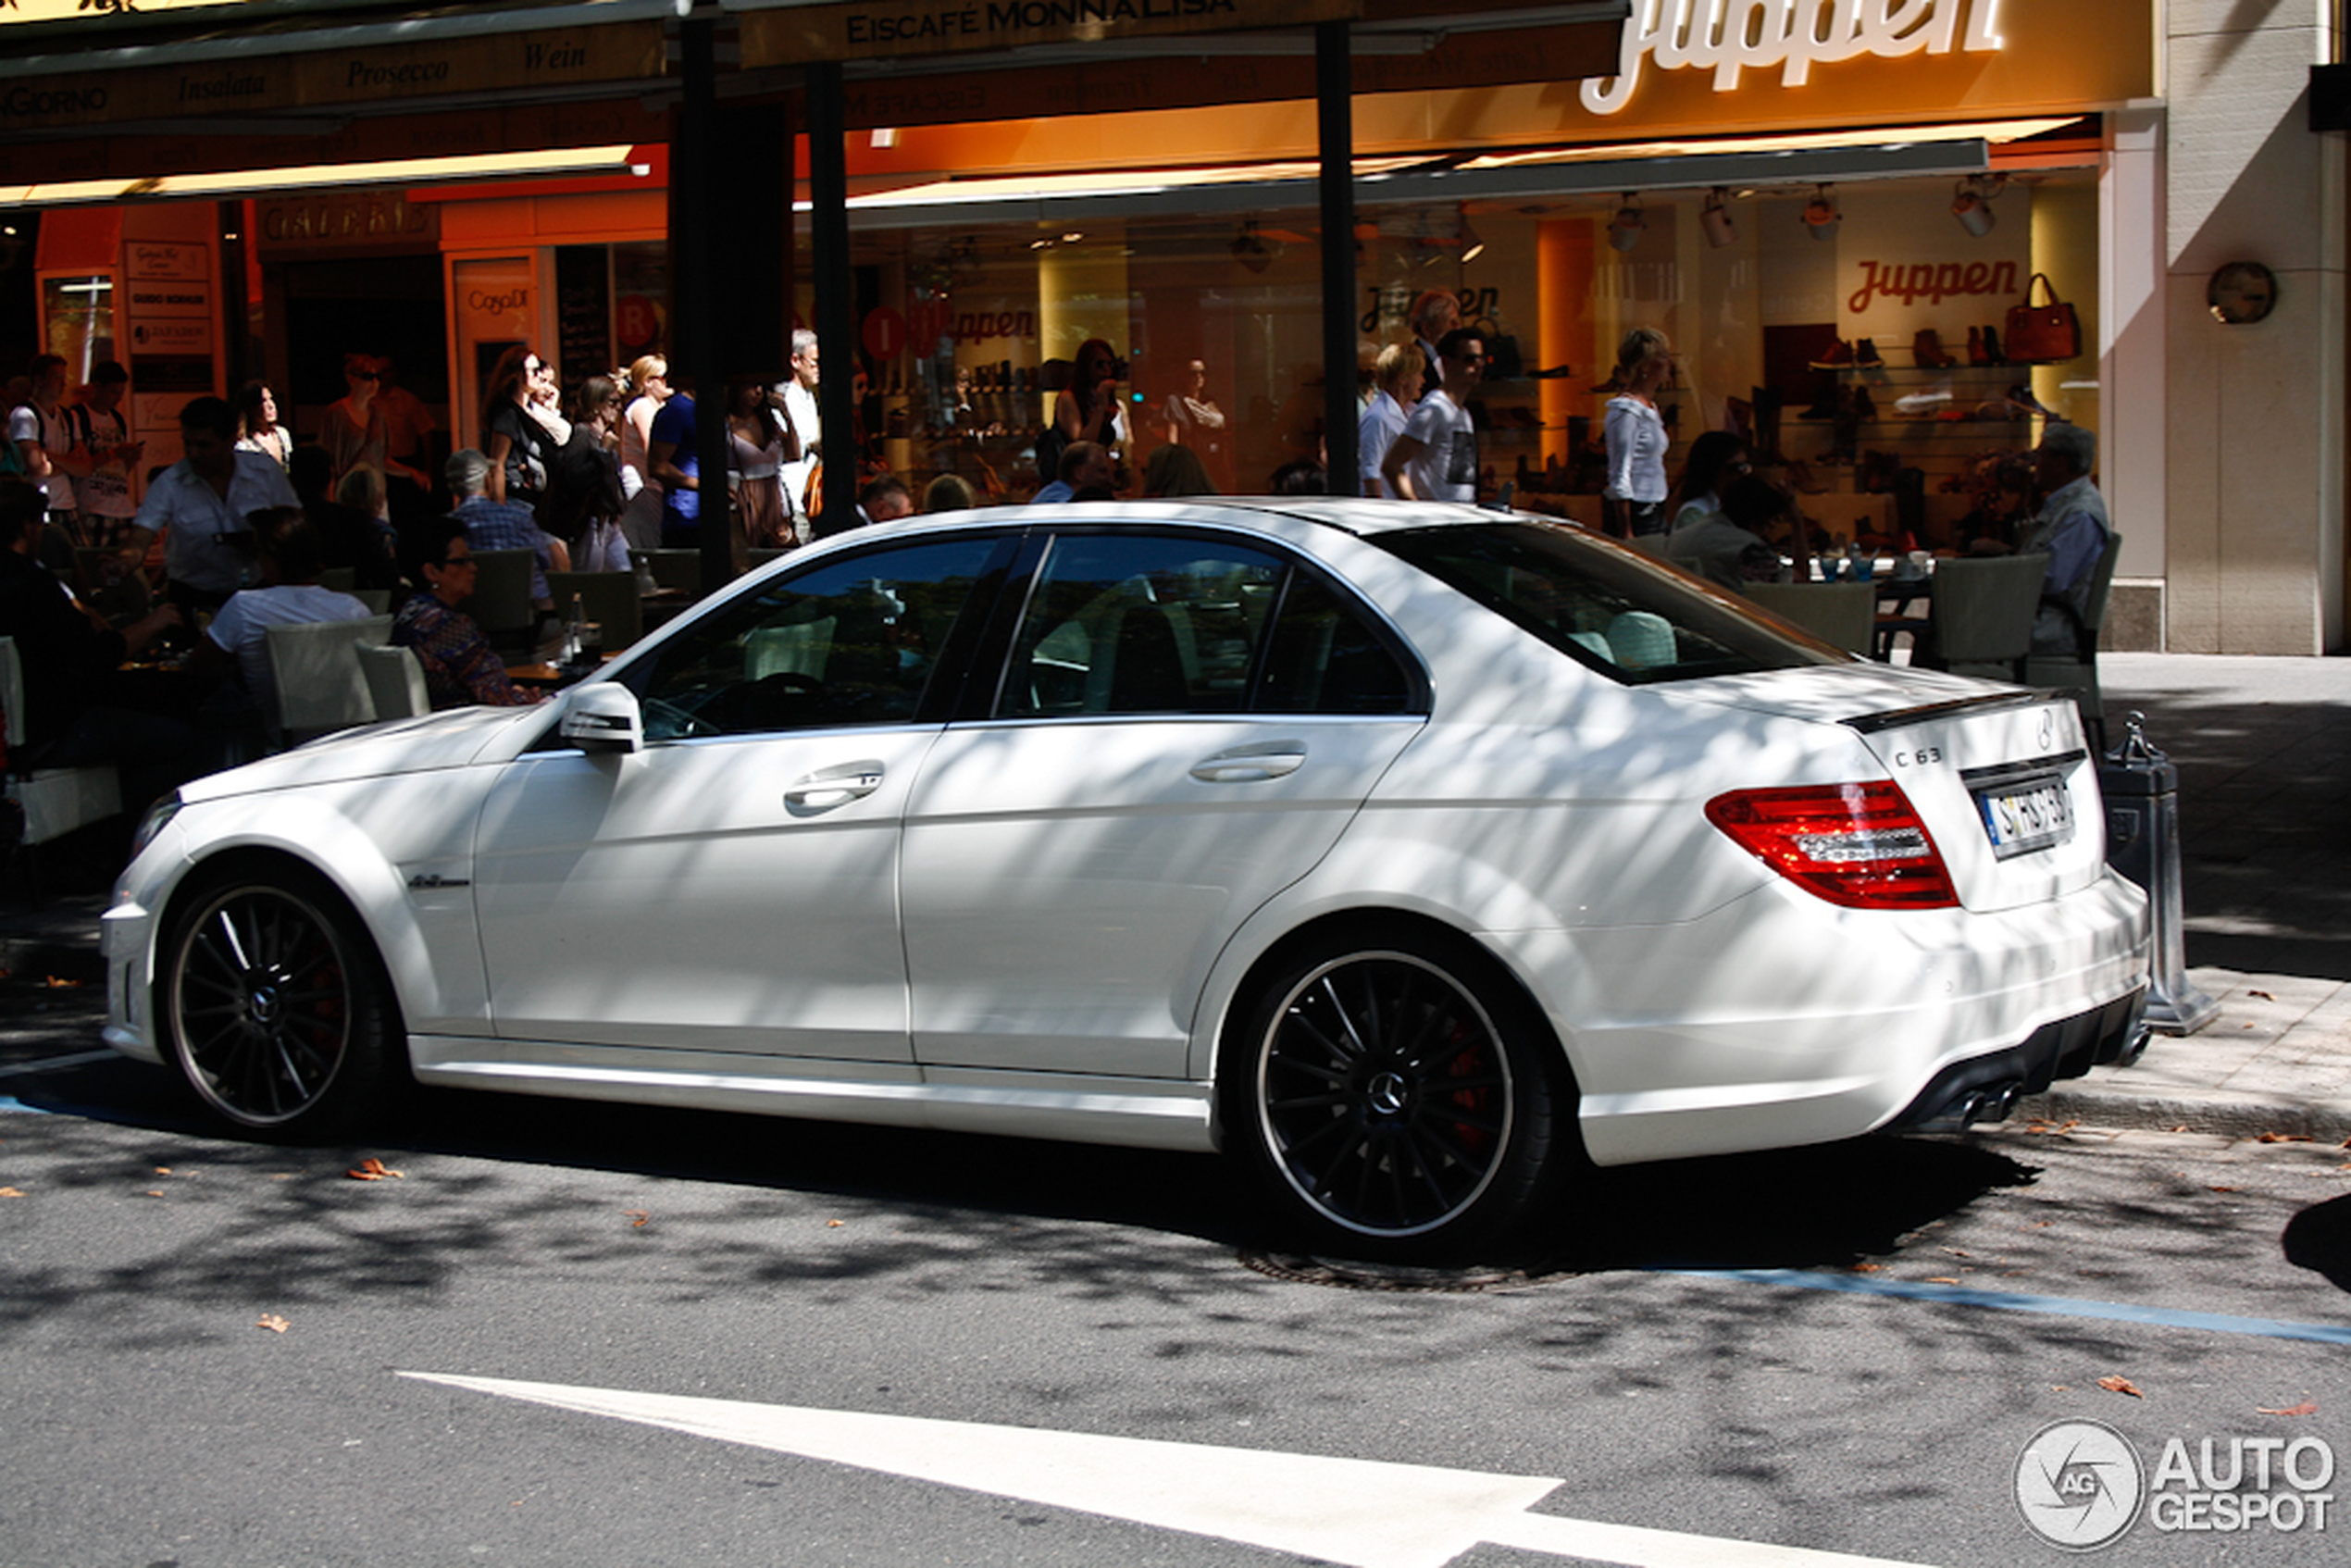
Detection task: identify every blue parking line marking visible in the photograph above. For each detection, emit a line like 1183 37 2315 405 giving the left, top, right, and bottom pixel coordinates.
1660 1267 2351 1346
0 1096 55 1115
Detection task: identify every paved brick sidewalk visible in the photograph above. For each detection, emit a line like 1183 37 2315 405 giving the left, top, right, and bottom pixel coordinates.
2018 653 2351 1143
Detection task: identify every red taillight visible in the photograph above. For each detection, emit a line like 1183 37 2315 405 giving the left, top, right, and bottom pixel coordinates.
1705 781 1959 909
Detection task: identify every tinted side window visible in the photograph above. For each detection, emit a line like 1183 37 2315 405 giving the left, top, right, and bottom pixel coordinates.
1376 520 1846 684
620 538 998 740
1001 535 1285 717
1256 570 1414 715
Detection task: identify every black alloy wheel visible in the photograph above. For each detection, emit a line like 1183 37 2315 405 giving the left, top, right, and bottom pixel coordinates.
162 871 396 1139
1236 940 1565 1252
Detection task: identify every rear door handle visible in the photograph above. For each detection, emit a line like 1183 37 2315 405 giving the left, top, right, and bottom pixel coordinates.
1189 742 1306 784
787 760 886 809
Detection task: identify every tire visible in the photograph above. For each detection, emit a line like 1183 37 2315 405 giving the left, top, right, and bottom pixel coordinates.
158 865 401 1141
1225 933 1572 1257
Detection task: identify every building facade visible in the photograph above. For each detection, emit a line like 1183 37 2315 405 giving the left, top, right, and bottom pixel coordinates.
2 1 2341 652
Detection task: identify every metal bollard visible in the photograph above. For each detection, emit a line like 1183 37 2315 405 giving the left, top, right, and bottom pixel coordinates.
2098 712 2219 1037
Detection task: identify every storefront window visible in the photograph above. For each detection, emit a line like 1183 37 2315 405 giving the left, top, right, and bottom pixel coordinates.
40 275 116 380
835 164 2096 535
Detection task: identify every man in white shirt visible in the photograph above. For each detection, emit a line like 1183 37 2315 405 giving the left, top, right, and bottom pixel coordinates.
775 329 822 541
134 395 300 612
187 506 372 726
1381 330 1485 504
8 354 86 529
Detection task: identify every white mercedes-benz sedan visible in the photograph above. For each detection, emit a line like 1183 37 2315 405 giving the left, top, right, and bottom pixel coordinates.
105 500 2147 1254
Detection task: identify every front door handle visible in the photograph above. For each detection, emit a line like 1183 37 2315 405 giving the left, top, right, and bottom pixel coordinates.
787 760 886 810
1189 742 1306 784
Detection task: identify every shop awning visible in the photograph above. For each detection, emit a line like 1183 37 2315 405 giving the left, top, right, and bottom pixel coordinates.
828 118 2093 230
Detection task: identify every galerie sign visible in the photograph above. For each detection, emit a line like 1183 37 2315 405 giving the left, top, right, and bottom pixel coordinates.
1583 0 2006 115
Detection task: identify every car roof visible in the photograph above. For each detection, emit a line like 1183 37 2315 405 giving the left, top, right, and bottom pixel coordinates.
864 496 1510 541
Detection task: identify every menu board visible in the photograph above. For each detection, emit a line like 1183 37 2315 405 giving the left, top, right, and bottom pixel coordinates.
554 245 611 391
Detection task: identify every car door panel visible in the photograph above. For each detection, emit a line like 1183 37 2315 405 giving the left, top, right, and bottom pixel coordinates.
473 729 939 1059
902 715 1421 1076
901 529 1427 1079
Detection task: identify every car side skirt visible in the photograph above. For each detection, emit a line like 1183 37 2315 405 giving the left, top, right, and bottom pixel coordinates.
406 1038 1218 1153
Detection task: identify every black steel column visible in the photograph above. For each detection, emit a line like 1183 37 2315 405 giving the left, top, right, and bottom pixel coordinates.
807 60 857 535
671 9 729 588
1317 20 1357 496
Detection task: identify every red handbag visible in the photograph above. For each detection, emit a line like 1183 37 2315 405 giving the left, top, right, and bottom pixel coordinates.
2005 273 2083 364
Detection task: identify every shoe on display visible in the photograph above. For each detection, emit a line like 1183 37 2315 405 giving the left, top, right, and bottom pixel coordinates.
1849 385 1877 421
2004 383 2057 419
1893 389 1952 416
1911 329 1956 368
1854 338 1885 369
1527 364 1577 379
1967 326 1988 366
1808 339 1855 370
1983 325 2006 364
1592 369 1628 393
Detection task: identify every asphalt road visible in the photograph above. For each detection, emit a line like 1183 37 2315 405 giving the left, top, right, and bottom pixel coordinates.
3 983 2346 1568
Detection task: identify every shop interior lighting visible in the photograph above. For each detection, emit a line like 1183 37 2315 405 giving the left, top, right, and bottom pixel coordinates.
1802 183 1840 239
0 145 648 207
1952 172 2006 236
1462 118 2084 173
1700 187 1735 249
1607 193 1645 254
1457 207 1485 263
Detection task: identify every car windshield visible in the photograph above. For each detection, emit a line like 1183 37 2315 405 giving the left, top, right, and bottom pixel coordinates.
1374 519 1847 684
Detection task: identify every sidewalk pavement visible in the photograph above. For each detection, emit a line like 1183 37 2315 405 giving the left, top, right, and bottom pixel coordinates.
2015 653 2351 1144
7 653 2351 1146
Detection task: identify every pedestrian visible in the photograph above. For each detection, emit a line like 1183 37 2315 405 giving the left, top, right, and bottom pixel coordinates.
776 330 822 541
1380 327 1485 503
645 376 702 551
1357 343 1420 498
74 360 143 554
1603 326 1675 538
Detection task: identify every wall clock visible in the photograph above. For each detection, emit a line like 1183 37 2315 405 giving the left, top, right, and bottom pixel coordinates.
2208 261 2278 325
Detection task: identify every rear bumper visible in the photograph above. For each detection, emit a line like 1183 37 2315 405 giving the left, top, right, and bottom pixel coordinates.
1881 985 2147 1132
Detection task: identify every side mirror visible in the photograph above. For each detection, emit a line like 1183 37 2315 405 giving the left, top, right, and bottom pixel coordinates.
558 682 642 753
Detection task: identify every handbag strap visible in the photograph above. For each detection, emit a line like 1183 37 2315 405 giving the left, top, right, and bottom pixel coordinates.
2023 272 2061 307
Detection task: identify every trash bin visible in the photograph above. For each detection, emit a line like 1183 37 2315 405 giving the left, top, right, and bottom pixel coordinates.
2099 712 2219 1037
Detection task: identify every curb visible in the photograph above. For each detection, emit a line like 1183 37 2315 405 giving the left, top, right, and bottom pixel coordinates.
2014 1082 2351 1146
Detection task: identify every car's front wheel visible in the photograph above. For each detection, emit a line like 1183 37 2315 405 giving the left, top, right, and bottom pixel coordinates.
159 866 400 1140
1226 933 1572 1257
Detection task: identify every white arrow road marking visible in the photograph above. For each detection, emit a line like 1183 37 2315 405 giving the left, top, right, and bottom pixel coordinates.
401 1373 1934 1568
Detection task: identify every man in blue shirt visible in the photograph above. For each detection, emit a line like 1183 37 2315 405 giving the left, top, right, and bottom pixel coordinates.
2019 424 2112 655
447 447 566 611
647 382 699 548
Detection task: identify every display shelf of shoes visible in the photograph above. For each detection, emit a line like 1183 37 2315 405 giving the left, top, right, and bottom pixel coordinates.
1805 365 2032 434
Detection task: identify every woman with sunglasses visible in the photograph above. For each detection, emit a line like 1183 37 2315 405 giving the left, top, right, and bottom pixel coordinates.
483 346 565 512
320 354 391 499
391 517 541 709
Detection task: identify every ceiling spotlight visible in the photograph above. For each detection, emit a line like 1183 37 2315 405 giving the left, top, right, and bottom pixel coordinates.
1952 173 2006 237
1607 193 1645 255
1458 207 1485 264
1701 187 1735 249
1231 219 1275 274
1801 183 1840 240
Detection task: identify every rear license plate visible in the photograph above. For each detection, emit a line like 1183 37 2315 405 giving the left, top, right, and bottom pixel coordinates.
1974 775 2074 859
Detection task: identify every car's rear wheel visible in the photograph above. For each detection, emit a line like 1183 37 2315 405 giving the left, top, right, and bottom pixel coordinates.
1228 935 1570 1256
160 867 399 1140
